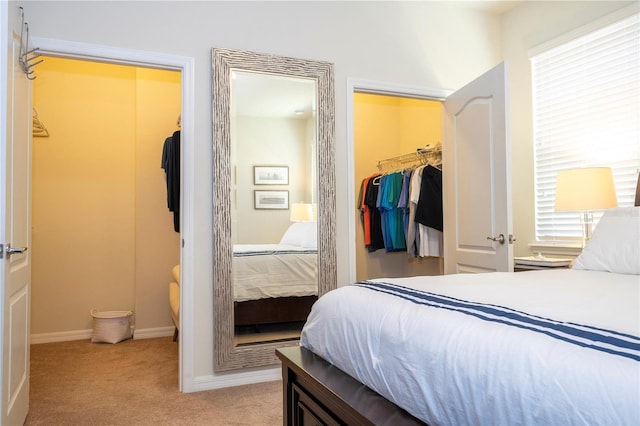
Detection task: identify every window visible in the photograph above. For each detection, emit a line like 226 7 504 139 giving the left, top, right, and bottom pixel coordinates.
531 12 639 241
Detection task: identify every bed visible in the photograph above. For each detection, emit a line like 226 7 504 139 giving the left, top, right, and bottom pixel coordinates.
277 203 640 425
169 222 317 339
233 221 318 327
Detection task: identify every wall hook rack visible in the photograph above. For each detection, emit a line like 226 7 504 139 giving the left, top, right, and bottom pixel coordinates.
18 7 43 80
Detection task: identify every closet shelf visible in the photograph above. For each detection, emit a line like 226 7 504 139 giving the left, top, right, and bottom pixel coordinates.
377 144 441 173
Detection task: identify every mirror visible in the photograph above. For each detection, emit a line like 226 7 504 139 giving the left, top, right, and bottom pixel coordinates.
231 71 318 347
213 48 336 371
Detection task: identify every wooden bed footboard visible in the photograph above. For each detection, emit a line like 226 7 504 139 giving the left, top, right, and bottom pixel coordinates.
234 296 317 326
276 346 426 426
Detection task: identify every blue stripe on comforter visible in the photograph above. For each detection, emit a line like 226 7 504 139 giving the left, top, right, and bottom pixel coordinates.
354 280 640 362
234 249 317 257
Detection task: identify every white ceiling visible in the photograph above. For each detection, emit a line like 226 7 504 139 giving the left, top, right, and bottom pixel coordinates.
451 0 523 14
230 0 522 119
231 70 316 119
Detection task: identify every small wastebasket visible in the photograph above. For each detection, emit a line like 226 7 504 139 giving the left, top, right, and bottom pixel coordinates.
90 310 133 344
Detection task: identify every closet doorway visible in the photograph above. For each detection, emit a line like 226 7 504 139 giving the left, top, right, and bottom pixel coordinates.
350 64 512 281
31 56 181 370
353 92 444 281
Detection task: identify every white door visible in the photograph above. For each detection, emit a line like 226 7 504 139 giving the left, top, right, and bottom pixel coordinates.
443 62 513 274
1 3 32 425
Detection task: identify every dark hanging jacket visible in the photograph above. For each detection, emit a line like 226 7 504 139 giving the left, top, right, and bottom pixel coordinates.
414 165 443 232
162 130 181 232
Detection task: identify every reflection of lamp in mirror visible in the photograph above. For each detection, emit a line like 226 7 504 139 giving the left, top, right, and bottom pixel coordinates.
554 167 617 246
290 202 314 222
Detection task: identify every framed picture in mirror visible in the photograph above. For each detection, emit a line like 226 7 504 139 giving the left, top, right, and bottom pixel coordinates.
254 165 289 185
254 190 289 209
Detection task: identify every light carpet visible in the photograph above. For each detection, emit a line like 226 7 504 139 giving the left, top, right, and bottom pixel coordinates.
26 337 282 425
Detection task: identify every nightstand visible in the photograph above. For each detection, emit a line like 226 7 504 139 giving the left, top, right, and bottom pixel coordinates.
514 264 571 272
514 255 573 272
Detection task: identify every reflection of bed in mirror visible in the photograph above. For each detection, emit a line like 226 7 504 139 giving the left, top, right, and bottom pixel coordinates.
233 221 318 329
278 203 640 425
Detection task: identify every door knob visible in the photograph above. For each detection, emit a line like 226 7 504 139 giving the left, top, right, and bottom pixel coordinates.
486 234 505 244
0 244 28 259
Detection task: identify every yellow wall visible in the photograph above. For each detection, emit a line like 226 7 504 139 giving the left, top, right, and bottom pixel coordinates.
354 93 443 281
31 57 181 338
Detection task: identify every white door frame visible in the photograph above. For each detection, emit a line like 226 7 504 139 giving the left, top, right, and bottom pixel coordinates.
29 37 195 392
345 78 451 283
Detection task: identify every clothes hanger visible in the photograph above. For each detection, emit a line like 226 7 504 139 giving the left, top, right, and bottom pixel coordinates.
32 108 49 137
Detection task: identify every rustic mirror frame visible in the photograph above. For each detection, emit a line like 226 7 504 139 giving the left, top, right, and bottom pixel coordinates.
212 48 336 371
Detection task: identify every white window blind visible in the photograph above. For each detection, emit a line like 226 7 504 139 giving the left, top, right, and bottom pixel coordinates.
531 12 640 241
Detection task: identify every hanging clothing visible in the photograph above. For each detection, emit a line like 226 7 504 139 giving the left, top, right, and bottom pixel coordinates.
364 176 385 252
358 174 379 246
413 164 443 258
161 135 172 174
415 164 443 232
162 130 181 233
417 222 443 258
376 175 390 249
382 171 406 251
406 165 426 257
360 161 442 257
397 170 412 244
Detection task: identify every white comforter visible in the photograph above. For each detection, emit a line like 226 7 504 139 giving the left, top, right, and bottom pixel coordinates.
233 244 317 302
300 269 640 425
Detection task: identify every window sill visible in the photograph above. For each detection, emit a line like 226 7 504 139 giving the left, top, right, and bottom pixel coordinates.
528 241 582 258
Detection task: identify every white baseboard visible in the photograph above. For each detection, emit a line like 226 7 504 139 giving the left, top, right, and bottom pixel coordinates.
31 326 175 344
188 366 281 393
31 329 93 344
132 326 175 340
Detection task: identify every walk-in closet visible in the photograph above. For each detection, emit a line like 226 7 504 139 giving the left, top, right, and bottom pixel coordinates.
31 57 181 343
353 92 444 281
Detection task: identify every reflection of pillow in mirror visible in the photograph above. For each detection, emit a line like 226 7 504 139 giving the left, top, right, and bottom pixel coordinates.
572 207 640 275
301 221 318 248
280 221 318 248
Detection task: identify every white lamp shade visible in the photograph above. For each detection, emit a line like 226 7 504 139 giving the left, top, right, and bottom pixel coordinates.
290 203 314 222
555 167 618 211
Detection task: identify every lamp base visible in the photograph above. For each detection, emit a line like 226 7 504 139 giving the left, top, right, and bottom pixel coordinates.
580 211 594 248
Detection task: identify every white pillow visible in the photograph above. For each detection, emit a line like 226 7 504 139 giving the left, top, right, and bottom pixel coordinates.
279 221 318 248
572 207 640 275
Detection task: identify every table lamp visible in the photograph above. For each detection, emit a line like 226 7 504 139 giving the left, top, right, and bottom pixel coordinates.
290 202 314 222
554 167 617 246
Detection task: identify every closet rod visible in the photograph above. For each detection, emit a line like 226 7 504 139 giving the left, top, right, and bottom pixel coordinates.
377 144 442 173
